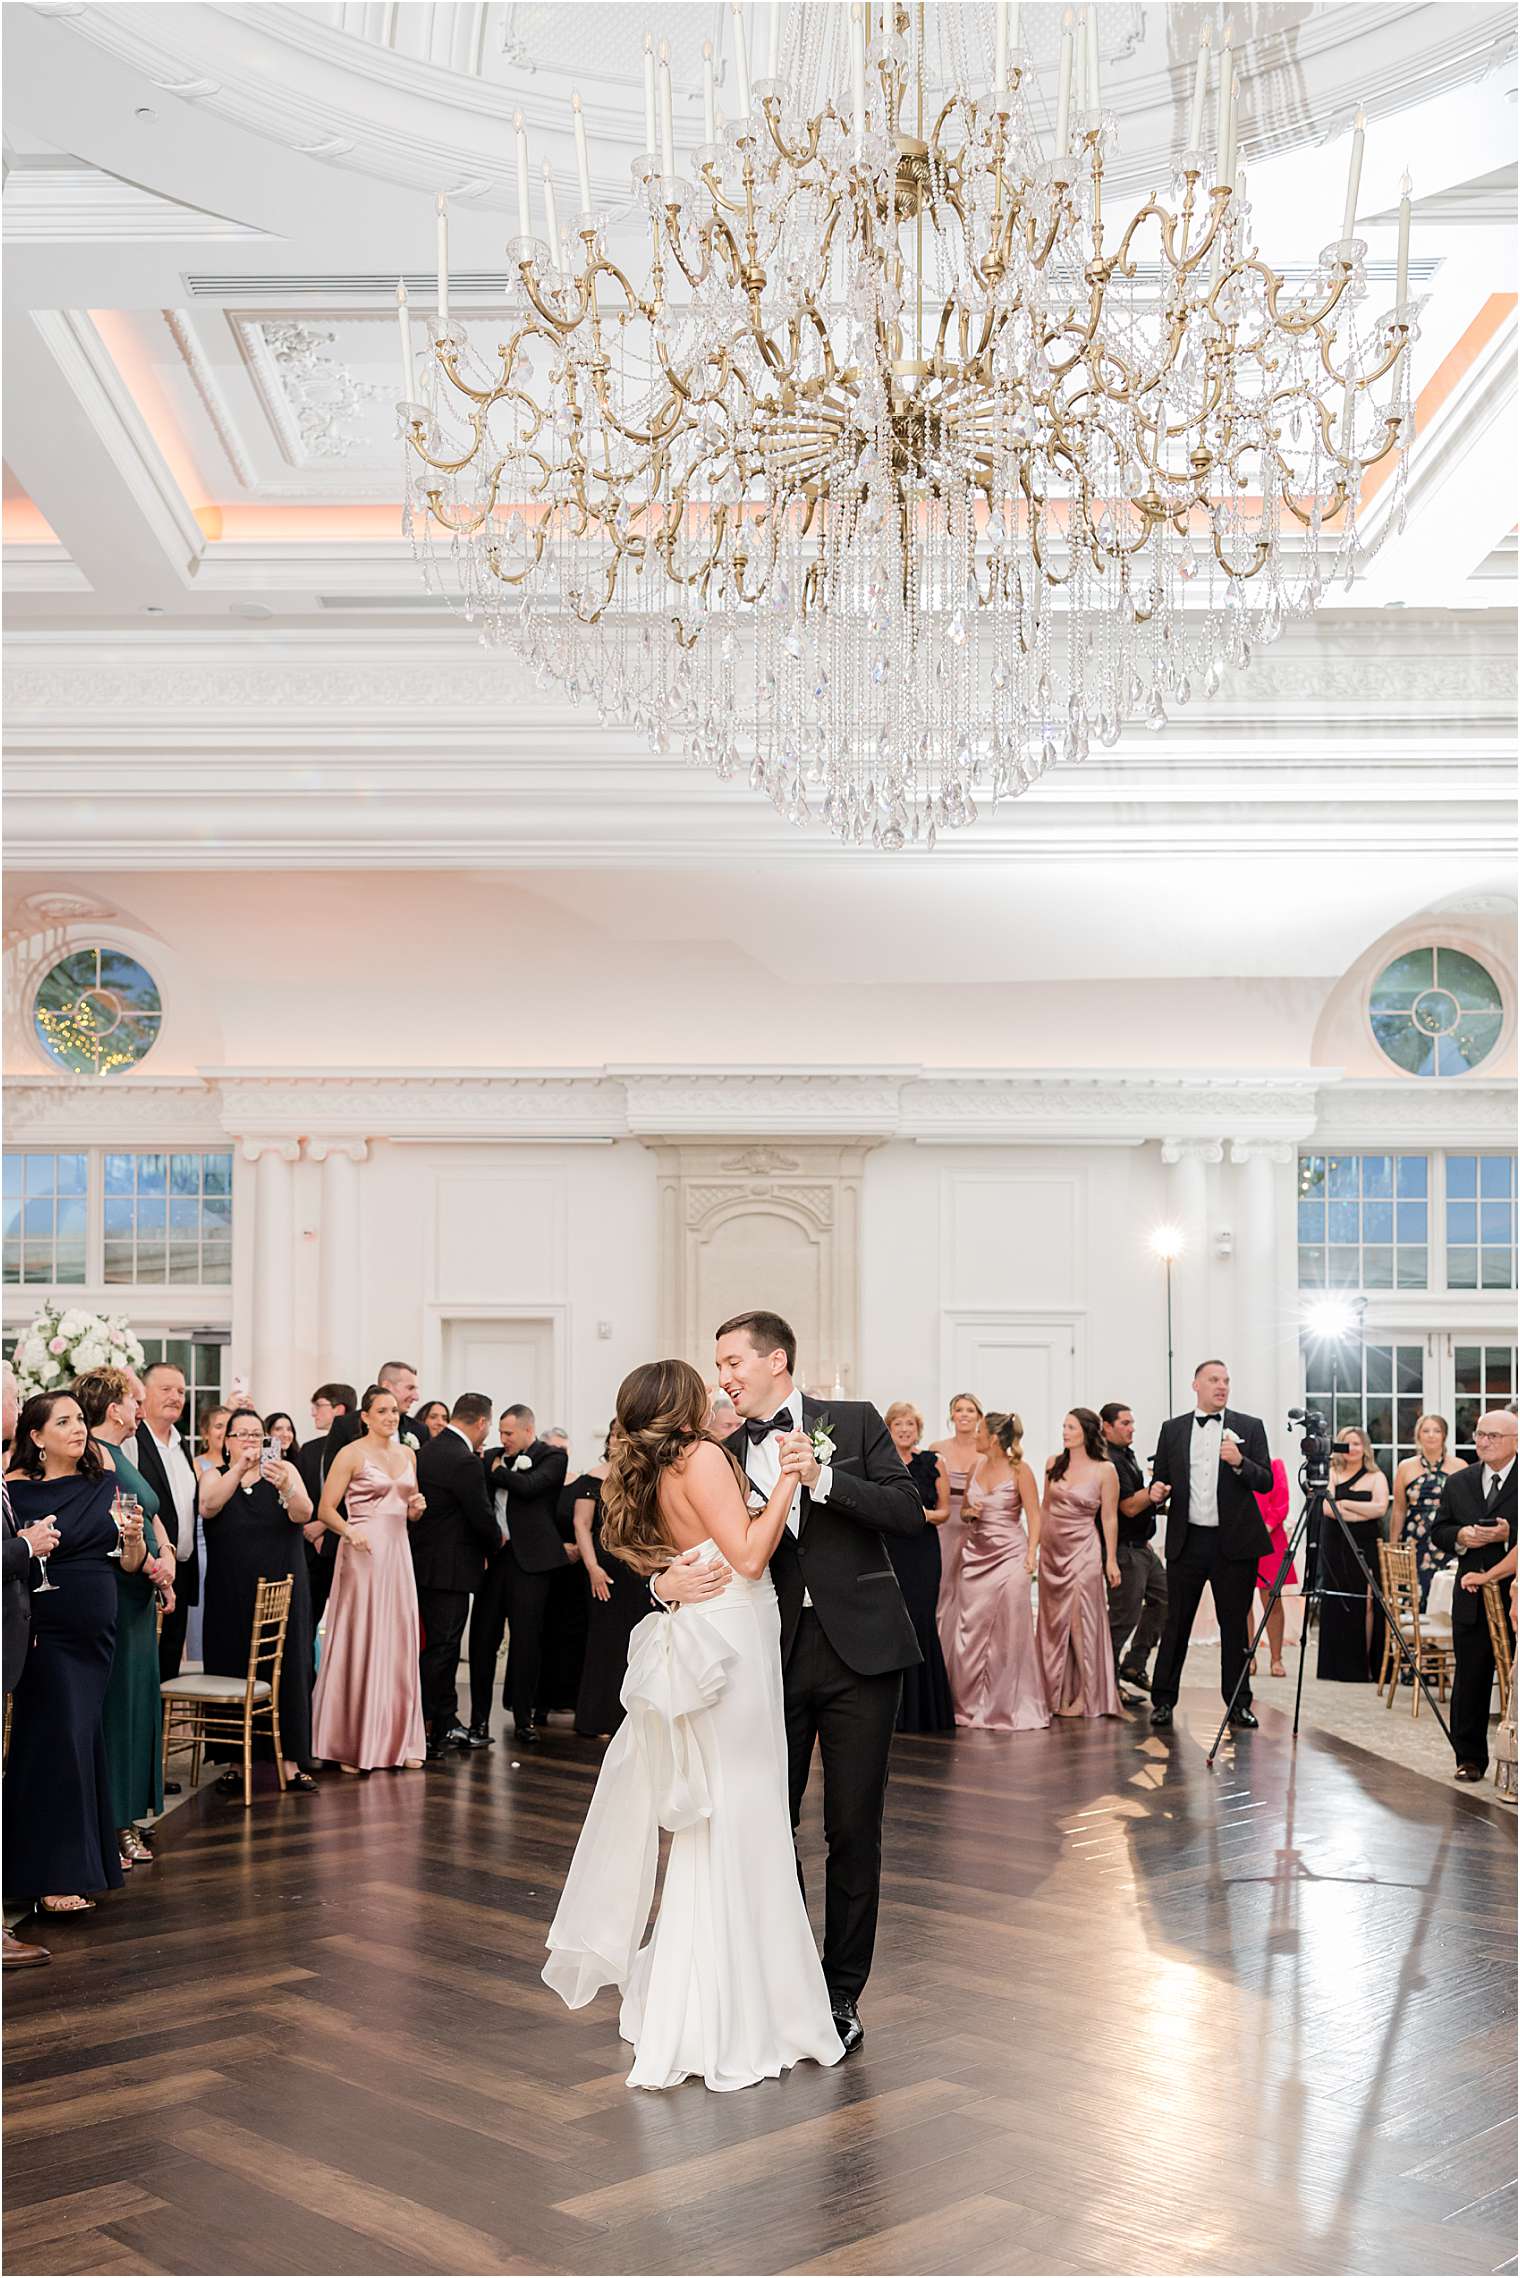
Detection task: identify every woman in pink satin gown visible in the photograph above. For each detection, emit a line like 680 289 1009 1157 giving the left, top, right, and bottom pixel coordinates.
931 1393 984 1671
312 1385 427 1773
1037 1409 1122 1720
949 1411 1050 1733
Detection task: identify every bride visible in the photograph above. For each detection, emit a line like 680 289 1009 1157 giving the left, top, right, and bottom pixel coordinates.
542 1357 844 2093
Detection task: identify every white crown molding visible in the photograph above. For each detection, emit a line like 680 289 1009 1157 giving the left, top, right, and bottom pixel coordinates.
3 163 269 243
1 546 92 594
161 309 258 491
7 1065 1508 1151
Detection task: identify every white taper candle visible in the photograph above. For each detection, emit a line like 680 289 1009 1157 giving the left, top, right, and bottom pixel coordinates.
1396 169 1412 304
514 110 531 239
731 1 751 118
702 41 717 142
572 91 592 212
1088 4 1101 114
541 162 560 261
658 40 675 175
435 192 448 336
767 0 781 81
1187 24 1211 154
395 281 413 401
1214 24 1233 183
1341 105 1365 244
642 31 656 153
852 3 866 155
1056 10 1074 153
994 0 1007 96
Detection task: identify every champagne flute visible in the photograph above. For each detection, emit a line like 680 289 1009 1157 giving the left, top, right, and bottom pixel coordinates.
34 1514 59 1593
108 1489 126 1560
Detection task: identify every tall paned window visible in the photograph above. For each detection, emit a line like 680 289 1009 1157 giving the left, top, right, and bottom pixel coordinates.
1446 1156 1517 1292
1297 1154 1429 1290
1302 1338 1425 1483
2 1149 233 1290
1452 1344 1518 1464
2 1153 88 1285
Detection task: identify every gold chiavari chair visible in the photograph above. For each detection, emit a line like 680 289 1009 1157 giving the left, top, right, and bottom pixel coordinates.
161 1575 292 1809
1377 1541 1454 1716
1480 1576 1514 1724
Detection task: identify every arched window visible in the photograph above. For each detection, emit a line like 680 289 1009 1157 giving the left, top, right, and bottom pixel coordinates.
32 948 162 1076
1368 946 1504 1077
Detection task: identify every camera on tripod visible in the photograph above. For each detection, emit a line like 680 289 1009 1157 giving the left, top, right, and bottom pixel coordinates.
1287 1404 1331 1495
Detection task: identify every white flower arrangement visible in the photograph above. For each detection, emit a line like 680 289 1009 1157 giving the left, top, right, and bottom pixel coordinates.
12 1302 145 1399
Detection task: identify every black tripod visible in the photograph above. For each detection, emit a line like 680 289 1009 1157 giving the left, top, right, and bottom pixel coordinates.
1206 1423 1453 1769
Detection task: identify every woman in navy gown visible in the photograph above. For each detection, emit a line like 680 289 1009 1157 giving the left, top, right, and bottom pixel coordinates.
884 1402 956 1733
4 1390 132 1916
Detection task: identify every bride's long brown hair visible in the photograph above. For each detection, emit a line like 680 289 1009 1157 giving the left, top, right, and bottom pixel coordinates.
600 1358 744 1575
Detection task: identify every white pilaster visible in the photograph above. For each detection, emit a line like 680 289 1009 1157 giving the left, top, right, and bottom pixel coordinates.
1231 1139 1296 1437
244 1138 300 1410
1162 1137 1223 1403
309 1139 368 1381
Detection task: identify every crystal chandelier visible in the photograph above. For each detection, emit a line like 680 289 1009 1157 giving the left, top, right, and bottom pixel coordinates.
398 5 1419 848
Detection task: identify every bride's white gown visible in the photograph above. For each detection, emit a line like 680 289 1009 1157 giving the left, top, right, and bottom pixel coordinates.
543 1540 843 2092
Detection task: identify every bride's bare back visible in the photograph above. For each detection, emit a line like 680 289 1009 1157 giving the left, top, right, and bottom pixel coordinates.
659 1441 794 1579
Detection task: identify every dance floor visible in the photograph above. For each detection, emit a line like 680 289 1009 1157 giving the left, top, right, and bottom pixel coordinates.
5 1693 1515 2278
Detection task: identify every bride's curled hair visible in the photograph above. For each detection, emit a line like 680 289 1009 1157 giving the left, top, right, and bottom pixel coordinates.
600 1358 738 1576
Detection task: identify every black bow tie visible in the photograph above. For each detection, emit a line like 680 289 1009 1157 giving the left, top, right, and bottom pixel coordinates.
746 1412 794 1445
1195 1414 1222 1428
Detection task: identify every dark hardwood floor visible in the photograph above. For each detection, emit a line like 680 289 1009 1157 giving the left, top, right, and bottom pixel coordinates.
5 1694 1515 2277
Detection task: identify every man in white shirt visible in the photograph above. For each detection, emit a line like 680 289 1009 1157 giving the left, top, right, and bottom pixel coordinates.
1146 1360 1274 1733
1433 1408 1518 1779
132 1363 201 1680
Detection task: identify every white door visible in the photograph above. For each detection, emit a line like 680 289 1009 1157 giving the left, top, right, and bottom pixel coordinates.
942 1313 1081 1476
441 1315 557 1425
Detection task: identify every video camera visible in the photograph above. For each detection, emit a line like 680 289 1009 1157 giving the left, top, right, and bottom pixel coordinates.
1287 1404 1331 1496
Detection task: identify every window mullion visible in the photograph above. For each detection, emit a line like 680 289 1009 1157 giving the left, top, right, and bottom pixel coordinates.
1430 1151 1449 1293
87 1146 105 1287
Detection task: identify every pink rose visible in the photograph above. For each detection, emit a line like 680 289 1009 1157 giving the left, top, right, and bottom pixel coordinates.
48 1336 67 1355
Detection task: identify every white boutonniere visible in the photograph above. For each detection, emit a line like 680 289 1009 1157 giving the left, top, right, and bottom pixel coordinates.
1222 1427 1242 1447
809 1418 836 1465
513 1453 533 1473
402 1432 419 1450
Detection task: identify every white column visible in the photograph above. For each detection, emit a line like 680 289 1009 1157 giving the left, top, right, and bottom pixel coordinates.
1162 1138 1223 1404
245 1139 300 1411
1231 1140 1283 1421
309 1139 368 1379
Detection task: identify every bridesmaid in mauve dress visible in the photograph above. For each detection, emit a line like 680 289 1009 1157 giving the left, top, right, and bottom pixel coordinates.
883 1404 956 1733
950 1411 1049 1733
1037 1409 1122 1720
313 1386 427 1772
931 1393 985 1670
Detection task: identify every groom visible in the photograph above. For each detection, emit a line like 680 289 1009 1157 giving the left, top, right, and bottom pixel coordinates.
654 1310 924 2055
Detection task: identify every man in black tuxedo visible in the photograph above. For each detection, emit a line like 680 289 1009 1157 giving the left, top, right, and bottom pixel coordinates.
2 1361 57 1969
327 1362 426 1458
1147 1359 1274 1732
472 1405 570 1744
414 1394 500 1757
132 1362 201 1682
655 1310 924 2055
1432 1408 1517 1780
296 1381 357 1630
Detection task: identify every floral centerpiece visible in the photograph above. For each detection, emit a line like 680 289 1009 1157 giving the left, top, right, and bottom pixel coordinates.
11 1304 145 1398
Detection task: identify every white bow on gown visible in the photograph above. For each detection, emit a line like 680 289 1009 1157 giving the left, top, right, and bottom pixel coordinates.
543 1539 843 2093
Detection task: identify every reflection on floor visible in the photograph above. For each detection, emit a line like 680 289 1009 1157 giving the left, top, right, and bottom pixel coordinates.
5 1686 1515 2277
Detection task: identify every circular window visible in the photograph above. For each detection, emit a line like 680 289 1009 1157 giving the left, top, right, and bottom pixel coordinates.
1369 946 1504 1077
32 948 162 1076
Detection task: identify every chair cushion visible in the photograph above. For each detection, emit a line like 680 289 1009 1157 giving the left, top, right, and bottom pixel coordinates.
161 1675 272 1703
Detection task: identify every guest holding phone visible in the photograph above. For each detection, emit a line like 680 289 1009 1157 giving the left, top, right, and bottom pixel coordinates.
200 1408 316 1791
1314 1426 1390 1682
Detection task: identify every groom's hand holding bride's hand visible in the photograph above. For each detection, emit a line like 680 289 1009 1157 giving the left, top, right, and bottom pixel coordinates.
779 1431 821 1489
653 1547 734 1607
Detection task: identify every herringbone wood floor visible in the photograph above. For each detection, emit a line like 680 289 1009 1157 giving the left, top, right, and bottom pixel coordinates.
4 1694 1515 2277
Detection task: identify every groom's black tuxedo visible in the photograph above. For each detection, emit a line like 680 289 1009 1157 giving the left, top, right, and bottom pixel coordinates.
725 1392 924 2007
726 1393 924 1678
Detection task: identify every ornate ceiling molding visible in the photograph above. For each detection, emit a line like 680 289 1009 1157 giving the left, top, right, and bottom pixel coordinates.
7 1066 1505 1150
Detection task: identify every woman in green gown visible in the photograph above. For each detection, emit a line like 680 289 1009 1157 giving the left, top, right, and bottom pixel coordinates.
75 1367 173 1867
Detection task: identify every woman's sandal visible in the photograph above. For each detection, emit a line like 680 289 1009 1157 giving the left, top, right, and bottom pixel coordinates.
37 1895 95 1916
215 1769 244 1795
284 1771 318 1793
1270 1659 1287 1678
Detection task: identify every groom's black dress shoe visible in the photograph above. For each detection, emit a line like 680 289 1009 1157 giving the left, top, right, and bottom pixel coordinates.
459 1723 491 1748
830 1996 864 2056
1228 1707 1259 1731
1149 1703 1174 1729
512 1722 539 1746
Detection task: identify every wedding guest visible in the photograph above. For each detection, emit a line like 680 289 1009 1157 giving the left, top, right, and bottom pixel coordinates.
1251 1457 1296 1680
1315 1426 1390 1683
474 1407 570 1744
4 1392 129 1917
417 1401 451 1442
707 1390 740 1439
200 1408 317 1792
413 1395 499 1755
297 1382 358 1633
1148 1361 1274 1732
2 1363 58 1968
327 1362 424 1455
572 1428 646 1740
264 1411 301 1460
1038 1410 1121 1720
931 1392 984 1665
312 1385 427 1773
194 1405 229 1480
75 1368 171 1869
1393 1414 1467 1607
883 1403 955 1733
1100 1402 1169 1701
949 1410 1048 1732
540 1438 590 1721
134 1362 200 1682
1433 1409 1517 1780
